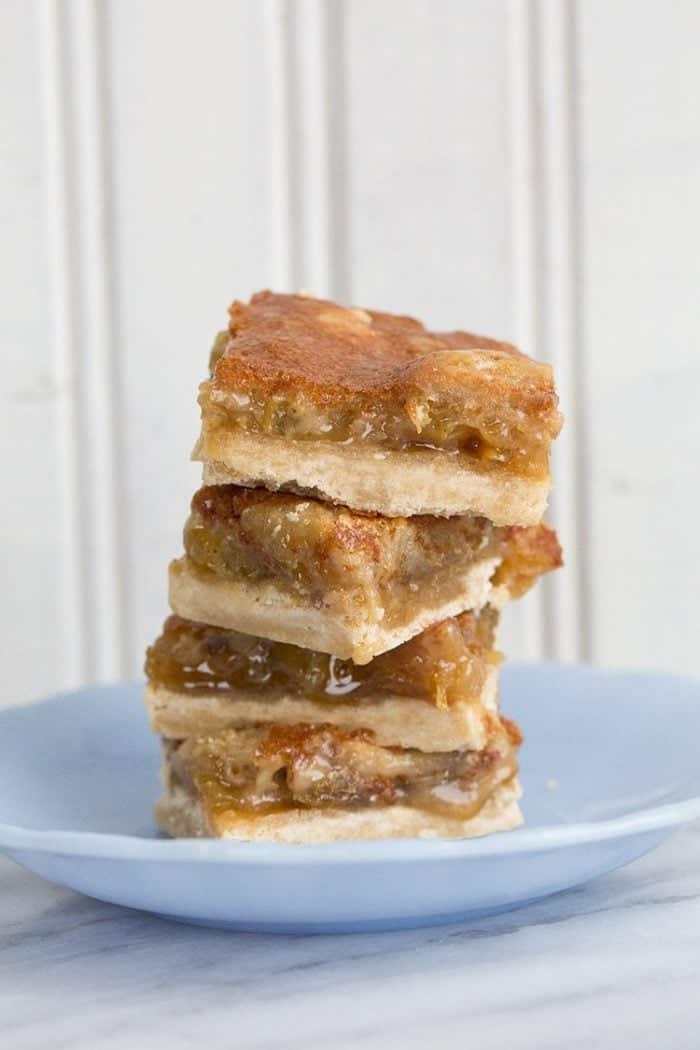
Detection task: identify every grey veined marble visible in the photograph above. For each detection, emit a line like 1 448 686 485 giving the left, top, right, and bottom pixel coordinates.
2 825 700 1050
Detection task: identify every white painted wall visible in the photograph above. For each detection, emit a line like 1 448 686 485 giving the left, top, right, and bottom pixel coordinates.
2 0 699 705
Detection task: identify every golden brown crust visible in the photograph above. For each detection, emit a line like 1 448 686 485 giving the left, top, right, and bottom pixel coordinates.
200 292 561 486
217 291 525 401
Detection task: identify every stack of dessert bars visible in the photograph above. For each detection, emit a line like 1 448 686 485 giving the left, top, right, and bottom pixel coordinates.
145 292 562 842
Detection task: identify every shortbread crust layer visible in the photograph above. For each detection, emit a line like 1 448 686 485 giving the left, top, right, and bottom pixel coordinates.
196 432 550 525
156 779 523 843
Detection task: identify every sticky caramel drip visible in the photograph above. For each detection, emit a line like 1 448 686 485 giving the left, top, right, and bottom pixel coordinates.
146 609 501 709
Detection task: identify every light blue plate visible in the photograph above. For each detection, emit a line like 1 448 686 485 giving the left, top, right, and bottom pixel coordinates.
1 664 699 934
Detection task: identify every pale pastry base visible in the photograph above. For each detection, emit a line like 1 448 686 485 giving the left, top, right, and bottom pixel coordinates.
144 666 499 753
195 429 549 525
168 555 502 664
155 778 523 843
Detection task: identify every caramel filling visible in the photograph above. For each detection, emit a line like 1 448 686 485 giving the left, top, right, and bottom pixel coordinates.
165 720 521 821
214 392 535 463
180 486 561 622
146 608 500 709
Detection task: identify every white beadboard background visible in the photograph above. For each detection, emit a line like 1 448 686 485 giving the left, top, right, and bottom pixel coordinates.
2 0 700 706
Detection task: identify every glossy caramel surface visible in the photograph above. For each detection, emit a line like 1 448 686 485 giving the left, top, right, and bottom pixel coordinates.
146 608 500 709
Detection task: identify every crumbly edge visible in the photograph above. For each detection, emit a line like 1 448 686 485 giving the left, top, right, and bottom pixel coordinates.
154 777 523 843
144 666 499 753
194 429 549 525
168 554 502 664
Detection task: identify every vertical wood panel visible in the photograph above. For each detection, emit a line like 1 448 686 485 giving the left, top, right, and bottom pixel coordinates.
324 0 351 302
343 0 511 327
506 0 545 661
0 1 82 702
63 0 127 681
32 0 130 689
532 0 589 662
105 0 282 675
341 0 546 662
270 0 342 298
287 0 333 295
7 0 698 705
262 0 294 291
577 0 700 671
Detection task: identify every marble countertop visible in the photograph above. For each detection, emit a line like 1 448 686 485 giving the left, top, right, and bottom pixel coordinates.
2 826 700 1050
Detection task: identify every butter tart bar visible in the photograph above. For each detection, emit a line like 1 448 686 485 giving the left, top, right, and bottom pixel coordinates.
168 485 561 664
195 291 562 524
155 718 523 842
145 609 502 752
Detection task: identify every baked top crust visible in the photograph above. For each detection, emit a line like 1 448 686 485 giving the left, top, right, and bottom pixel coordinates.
215 291 522 394
200 291 561 481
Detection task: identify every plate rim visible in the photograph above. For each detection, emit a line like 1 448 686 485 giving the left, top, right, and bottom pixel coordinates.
2 666 700 865
1 797 700 864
